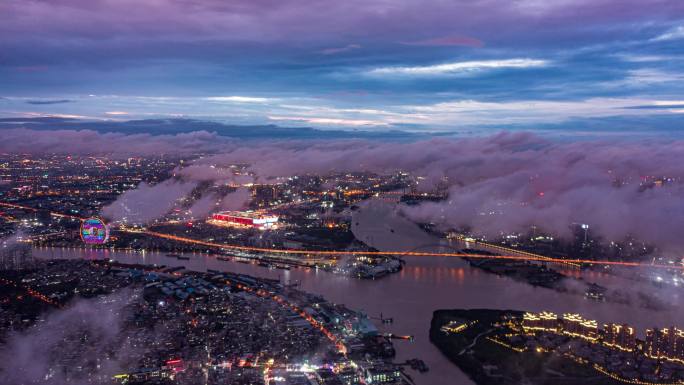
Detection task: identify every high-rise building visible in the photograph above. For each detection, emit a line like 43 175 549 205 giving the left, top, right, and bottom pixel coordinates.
522 311 558 332
561 313 598 342
603 323 636 352
252 184 280 207
645 327 684 363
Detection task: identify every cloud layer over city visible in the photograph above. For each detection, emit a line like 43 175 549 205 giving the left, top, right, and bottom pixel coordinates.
187 133 684 251
20 127 681 251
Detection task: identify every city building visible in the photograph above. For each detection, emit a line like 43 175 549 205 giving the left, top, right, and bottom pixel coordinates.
522 311 558 333
604 323 637 352
645 327 684 363
209 211 279 230
252 184 281 207
561 313 598 342
362 363 403 384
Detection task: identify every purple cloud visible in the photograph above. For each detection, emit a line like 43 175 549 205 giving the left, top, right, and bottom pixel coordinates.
0 291 137 385
0 128 238 156
101 179 197 224
3 125 684 251
183 132 684 251
4 0 683 50
319 44 361 55
220 188 251 211
401 36 484 47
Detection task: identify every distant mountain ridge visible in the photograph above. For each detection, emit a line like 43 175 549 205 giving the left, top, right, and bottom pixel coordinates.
0 117 428 140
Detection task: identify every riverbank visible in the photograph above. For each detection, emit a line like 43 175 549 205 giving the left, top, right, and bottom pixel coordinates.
430 309 622 385
31 246 684 385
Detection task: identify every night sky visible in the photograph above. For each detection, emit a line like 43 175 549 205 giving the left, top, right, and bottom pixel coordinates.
2 0 684 135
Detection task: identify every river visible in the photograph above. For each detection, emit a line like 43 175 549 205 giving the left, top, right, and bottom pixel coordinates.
31 244 684 385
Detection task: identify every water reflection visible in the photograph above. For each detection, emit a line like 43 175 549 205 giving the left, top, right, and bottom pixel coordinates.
31 246 684 385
